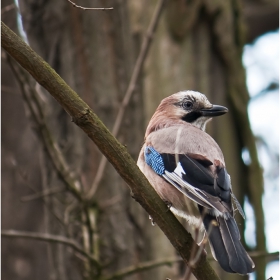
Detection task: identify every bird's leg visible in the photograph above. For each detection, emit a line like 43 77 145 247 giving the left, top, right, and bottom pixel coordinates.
130 191 139 202
163 199 172 212
197 230 207 255
149 215 156 226
149 200 172 226
197 230 206 246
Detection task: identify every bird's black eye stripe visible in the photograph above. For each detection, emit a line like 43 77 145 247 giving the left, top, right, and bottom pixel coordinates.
182 111 202 122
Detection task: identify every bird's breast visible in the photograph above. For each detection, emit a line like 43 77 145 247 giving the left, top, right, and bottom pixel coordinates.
145 124 224 166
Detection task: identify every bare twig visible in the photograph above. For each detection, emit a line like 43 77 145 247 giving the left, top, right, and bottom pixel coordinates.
21 186 65 202
99 195 122 209
90 209 99 261
87 0 167 199
81 211 91 275
81 207 100 277
10 157 66 227
104 257 182 280
64 201 79 225
1 3 15 14
1 229 100 268
66 0 113 10
7 56 83 202
249 251 279 260
1 85 16 94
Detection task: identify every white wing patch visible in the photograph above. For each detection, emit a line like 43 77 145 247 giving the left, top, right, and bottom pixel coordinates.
174 162 186 176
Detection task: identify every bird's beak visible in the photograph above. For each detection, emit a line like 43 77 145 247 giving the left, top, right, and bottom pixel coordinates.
200 105 228 117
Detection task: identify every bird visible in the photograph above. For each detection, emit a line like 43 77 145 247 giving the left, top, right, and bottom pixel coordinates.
137 90 255 274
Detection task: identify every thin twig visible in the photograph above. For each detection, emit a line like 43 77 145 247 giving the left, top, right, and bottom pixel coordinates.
1 3 15 14
87 0 167 199
249 251 279 260
90 208 99 261
64 201 79 225
66 0 113 10
1 229 100 267
104 257 182 280
10 157 66 227
21 186 66 202
7 56 83 202
1 85 16 94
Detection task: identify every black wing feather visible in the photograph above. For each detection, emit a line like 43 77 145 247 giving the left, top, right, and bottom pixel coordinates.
159 152 254 274
180 155 216 195
161 153 231 202
218 217 254 274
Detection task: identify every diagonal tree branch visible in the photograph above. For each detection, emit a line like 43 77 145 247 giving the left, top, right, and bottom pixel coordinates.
20 186 66 202
1 21 220 280
88 0 167 199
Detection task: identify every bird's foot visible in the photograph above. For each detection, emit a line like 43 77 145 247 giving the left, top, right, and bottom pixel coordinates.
149 215 156 226
163 200 172 212
197 231 207 255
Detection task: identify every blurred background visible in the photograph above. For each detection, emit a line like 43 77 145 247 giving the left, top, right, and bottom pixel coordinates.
1 1 279 280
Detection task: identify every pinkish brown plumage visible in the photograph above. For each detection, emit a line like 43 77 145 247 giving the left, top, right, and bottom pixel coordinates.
137 90 254 275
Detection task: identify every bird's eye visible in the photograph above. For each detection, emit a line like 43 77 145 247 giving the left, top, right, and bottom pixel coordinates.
182 100 193 110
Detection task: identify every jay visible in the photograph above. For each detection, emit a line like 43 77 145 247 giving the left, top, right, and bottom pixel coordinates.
137 90 254 274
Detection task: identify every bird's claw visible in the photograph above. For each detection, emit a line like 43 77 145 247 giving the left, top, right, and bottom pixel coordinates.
149 215 156 226
163 200 172 212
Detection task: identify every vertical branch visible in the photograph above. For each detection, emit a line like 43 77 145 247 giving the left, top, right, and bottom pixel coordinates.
89 208 99 261
81 211 91 278
40 149 59 280
81 206 99 279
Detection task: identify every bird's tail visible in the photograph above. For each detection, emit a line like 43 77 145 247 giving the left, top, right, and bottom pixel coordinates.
202 213 255 274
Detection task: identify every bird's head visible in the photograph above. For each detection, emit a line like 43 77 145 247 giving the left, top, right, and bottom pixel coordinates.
146 90 228 136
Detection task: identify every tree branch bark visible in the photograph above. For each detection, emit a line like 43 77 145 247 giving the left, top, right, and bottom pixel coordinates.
1 21 220 280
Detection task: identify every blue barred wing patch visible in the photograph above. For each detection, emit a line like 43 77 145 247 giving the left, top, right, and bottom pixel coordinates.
144 146 165 175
